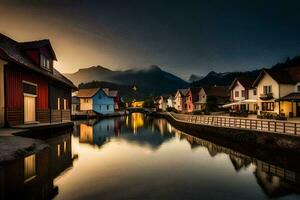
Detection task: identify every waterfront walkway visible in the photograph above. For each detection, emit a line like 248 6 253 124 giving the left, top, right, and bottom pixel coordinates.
164 112 300 136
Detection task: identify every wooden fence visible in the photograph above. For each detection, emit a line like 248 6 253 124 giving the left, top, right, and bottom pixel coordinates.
168 112 300 136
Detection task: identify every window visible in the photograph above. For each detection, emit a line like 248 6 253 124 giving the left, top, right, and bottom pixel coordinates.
23 82 37 95
235 91 239 97
84 98 89 103
63 99 67 110
253 89 257 95
24 154 36 182
241 90 245 97
57 144 61 157
297 85 300 92
57 98 60 110
262 102 274 111
99 93 102 99
40 54 50 69
63 141 67 153
263 85 272 94
107 105 109 110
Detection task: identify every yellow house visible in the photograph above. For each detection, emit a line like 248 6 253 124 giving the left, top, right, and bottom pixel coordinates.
253 68 300 118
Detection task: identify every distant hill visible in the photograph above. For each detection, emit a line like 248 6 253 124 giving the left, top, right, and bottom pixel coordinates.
78 81 151 101
191 55 300 87
64 65 188 96
188 74 203 82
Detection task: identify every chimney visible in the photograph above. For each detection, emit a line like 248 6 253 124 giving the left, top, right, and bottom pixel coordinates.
103 88 109 95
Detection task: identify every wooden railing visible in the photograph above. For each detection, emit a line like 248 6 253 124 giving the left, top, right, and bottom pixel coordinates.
168 112 300 136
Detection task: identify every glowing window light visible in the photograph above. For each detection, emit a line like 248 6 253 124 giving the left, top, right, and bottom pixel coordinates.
24 154 36 182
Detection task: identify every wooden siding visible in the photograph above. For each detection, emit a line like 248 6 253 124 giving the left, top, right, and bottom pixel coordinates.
5 64 48 109
6 108 23 126
51 109 61 123
37 109 50 123
49 85 71 110
62 110 70 121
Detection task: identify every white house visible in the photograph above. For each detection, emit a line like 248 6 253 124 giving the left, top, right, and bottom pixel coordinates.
174 89 189 112
228 77 257 112
167 94 175 108
253 67 300 117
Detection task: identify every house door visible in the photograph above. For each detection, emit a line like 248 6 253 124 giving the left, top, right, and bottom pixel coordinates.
24 95 36 123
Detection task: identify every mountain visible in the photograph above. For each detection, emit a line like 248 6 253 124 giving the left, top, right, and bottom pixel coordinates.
191 56 300 87
188 74 203 82
190 70 260 87
78 81 151 101
64 65 188 96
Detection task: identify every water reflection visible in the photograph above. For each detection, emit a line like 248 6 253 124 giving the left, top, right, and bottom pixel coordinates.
1 114 300 199
0 132 76 200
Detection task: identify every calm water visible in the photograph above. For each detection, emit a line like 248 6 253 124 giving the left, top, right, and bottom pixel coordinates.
1 113 300 200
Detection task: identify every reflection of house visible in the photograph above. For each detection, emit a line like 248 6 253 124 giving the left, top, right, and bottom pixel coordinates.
196 86 229 111
131 101 144 107
0 132 74 199
253 68 300 117
228 77 257 112
79 119 121 146
175 89 189 112
79 123 94 144
0 34 76 127
77 88 115 114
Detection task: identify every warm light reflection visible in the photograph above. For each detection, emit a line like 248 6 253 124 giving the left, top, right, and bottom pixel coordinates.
130 113 144 134
24 154 36 183
80 123 93 144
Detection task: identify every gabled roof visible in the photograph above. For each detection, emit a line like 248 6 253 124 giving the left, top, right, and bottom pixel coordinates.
109 90 118 97
202 86 229 97
19 39 57 60
177 89 189 97
253 67 300 86
77 88 101 98
229 77 256 90
189 87 201 103
0 33 76 89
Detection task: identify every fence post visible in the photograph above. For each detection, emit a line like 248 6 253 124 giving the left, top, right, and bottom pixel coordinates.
268 121 270 131
283 122 285 133
275 122 277 132
295 123 297 135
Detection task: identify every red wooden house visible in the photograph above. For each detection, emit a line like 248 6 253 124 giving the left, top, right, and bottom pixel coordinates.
0 34 77 127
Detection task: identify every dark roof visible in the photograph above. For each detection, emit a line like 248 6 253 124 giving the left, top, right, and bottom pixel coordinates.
189 87 201 103
77 88 101 98
229 77 256 90
177 89 189 96
202 86 229 97
278 92 300 101
0 33 76 89
19 40 57 60
253 67 300 86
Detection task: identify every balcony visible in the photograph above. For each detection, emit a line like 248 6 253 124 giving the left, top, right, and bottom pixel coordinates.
260 93 273 100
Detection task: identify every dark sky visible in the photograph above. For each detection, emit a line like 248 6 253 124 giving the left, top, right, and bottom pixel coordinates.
1 0 300 79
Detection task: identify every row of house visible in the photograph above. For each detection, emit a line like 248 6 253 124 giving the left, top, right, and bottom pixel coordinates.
155 86 229 113
227 67 300 118
0 34 76 128
72 88 120 115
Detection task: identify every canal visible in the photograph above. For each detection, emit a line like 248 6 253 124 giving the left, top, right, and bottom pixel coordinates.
1 113 300 199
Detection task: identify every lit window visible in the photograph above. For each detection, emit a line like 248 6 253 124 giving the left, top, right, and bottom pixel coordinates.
57 144 61 157
63 99 67 110
63 141 67 153
57 98 60 110
24 154 36 182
